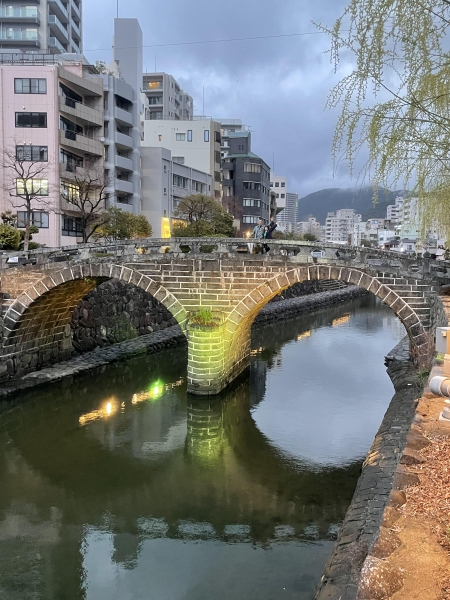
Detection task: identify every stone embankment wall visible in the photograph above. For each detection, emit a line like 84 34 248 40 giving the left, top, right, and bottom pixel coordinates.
313 337 419 600
70 280 177 354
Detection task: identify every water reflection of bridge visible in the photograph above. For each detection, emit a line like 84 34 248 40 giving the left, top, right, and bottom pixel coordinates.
0 300 396 597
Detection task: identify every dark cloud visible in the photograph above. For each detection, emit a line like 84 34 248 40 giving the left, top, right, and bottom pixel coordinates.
84 0 360 202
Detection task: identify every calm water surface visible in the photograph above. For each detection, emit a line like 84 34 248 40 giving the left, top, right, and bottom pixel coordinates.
0 296 405 600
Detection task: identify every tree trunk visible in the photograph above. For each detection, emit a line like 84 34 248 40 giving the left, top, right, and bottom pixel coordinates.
23 220 30 252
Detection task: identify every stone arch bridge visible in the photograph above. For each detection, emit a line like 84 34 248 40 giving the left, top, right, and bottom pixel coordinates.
0 238 449 394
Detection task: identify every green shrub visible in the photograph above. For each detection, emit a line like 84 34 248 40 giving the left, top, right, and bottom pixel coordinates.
0 224 20 250
190 309 220 327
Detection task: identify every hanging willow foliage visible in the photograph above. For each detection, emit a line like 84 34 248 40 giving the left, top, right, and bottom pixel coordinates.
317 0 450 241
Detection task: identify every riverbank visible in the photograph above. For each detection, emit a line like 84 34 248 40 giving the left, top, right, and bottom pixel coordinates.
0 285 367 399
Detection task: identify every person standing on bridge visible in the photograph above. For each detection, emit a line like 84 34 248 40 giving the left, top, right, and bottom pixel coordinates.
263 217 277 254
250 219 265 254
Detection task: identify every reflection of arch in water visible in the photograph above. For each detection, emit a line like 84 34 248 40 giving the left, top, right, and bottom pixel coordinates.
2 357 360 547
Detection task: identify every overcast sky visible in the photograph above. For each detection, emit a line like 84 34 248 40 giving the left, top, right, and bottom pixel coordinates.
83 0 355 198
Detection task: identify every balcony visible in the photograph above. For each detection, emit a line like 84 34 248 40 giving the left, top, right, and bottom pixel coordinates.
48 36 65 53
48 0 68 22
114 106 133 126
71 1 81 19
115 155 134 172
71 20 80 37
59 95 103 127
59 129 104 156
0 29 39 46
48 14 69 43
115 131 133 149
0 7 40 24
115 179 134 194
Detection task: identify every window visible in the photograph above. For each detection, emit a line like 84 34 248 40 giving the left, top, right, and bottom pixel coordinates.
164 188 167 195
187 130 192 142
62 215 83 237
16 145 48 162
59 83 82 106
15 78 46 94
163 165 167 172
243 198 261 207
158 134 162 141
173 174 188 188
242 215 259 224
148 96 163 105
275 182 279 187
270 182 273 187
192 181 204 193
215 151 221 165
215 131 221 143
204 130 210 142
281 194 285 199
61 181 80 203
60 116 82 134
16 179 48 196
15 112 47 128
60 149 83 171
281 182 285 187
243 181 262 191
173 156 185 164
244 163 261 173
176 133 185 141
17 211 49 228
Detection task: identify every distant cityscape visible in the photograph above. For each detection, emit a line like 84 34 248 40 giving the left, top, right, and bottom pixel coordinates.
0 9 442 255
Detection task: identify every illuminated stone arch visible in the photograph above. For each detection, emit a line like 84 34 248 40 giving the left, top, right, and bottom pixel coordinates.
2 263 187 352
225 264 428 354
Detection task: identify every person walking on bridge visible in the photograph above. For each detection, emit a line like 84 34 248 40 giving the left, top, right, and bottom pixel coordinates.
263 217 277 254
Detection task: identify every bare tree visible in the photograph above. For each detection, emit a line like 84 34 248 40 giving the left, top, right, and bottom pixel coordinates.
3 146 51 251
61 159 112 243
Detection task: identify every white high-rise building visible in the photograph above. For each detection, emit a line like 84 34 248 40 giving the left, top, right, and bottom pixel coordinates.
326 209 361 243
0 0 82 54
270 174 286 214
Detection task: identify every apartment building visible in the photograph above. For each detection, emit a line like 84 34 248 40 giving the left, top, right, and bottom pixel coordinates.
216 118 247 159
141 147 212 237
142 118 222 198
0 56 104 247
270 174 287 215
221 132 271 235
143 72 193 121
325 209 361 243
0 0 82 54
280 192 298 225
103 19 142 214
297 216 322 238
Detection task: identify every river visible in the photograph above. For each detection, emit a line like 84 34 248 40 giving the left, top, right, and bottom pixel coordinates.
0 295 405 600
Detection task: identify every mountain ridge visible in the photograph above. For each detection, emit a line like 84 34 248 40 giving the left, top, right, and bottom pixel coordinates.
297 187 406 224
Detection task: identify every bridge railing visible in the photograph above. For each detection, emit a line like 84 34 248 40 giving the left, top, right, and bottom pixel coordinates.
0 238 449 282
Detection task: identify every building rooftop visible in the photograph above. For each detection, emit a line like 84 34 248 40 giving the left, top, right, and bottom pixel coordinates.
226 151 262 160
228 131 250 138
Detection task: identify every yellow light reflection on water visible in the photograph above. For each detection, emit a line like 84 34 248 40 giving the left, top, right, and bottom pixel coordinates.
78 397 119 426
332 314 350 327
296 330 311 341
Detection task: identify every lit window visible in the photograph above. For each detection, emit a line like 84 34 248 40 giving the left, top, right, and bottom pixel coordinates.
61 181 80 203
16 179 48 196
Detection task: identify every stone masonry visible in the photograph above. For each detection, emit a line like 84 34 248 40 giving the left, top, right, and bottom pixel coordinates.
0 239 445 394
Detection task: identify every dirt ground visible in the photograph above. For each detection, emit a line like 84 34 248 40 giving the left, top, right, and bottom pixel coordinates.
380 390 450 600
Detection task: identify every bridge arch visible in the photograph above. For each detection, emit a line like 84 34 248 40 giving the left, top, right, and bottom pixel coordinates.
2 263 187 353
225 264 428 352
